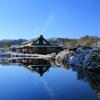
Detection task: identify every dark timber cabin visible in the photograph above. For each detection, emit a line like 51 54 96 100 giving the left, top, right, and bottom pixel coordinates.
18 35 63 54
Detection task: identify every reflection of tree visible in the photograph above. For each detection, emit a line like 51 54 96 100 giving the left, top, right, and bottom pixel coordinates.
68 65 100 98
55 59 100 98
87 71 100 98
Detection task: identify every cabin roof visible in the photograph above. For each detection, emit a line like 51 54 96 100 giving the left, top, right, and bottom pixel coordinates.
20 35 63 48
32 35 50 45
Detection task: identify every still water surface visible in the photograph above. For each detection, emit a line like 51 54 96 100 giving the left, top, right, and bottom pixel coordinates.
0 58 99 100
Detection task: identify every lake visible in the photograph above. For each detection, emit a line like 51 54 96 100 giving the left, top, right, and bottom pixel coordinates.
0 58 99 100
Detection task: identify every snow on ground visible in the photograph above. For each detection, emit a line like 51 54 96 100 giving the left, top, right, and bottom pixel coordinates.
0 51 56 60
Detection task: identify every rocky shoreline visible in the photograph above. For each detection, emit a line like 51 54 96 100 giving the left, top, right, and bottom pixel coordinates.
0 43 100 70
56 47 100 70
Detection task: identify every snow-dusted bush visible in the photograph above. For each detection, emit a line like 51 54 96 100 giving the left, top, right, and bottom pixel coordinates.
68 47 100 69
68 47 90 67
84 48 100 68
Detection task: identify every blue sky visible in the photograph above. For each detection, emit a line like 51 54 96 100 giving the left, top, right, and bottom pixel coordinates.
0 0 100 39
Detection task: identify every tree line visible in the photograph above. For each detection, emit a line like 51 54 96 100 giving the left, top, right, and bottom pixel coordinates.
0 35 100 48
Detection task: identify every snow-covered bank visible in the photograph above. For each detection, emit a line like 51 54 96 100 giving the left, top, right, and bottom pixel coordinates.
11 52 56 60
0 51 10 57
0 51 56 60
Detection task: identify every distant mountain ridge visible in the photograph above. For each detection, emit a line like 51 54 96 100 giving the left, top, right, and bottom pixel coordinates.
0 35 100 48
0 39 27 48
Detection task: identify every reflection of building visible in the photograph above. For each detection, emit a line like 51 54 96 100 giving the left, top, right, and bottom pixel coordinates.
17 58 51 76
0 58 52 76
18 35 63 54
28 65 51 76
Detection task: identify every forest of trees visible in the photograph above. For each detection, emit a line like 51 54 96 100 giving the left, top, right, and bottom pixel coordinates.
0 35 100 48
49 35 100 47
0 39 27 48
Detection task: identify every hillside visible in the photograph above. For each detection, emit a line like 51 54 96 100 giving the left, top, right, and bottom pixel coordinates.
0 39 27 48
0 35 100 48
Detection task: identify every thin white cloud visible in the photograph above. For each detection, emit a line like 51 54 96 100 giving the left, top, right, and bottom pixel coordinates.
41 13 55 34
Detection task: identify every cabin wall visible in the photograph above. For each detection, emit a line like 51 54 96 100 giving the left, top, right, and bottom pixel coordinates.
18 46 63 54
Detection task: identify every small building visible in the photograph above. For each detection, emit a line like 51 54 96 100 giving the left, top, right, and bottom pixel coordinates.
18 35 63 54
10 45 20 52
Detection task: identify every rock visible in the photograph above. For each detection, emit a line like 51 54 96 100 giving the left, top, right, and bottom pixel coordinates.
55 50 76 65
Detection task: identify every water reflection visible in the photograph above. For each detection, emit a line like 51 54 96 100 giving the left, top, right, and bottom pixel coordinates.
68 65 100 98
0 58 100 98
0 58 51 76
